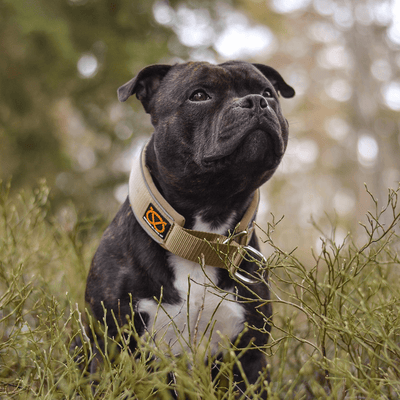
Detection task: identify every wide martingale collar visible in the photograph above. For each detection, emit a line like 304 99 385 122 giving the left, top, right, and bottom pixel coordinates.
128 142 263 277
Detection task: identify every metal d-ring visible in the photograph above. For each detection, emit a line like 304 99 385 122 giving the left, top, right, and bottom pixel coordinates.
223 233 267 285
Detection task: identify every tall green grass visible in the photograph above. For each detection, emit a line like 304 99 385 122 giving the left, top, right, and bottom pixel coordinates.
1 180 399 399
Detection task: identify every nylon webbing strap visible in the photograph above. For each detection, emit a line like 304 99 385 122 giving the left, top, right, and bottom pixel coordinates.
128 142 259 270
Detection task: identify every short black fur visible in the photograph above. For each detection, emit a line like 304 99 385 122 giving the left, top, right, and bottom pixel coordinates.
85 60 295 397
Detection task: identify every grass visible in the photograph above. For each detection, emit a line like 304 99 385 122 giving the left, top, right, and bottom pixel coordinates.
1 179 400 399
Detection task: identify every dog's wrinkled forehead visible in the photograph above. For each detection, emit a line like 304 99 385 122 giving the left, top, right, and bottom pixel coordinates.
153 63 225 99
160 62 270 96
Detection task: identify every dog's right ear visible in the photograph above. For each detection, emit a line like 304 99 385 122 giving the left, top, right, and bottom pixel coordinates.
117 64 172 112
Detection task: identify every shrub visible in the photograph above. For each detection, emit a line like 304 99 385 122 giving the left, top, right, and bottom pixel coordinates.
0 181 399 399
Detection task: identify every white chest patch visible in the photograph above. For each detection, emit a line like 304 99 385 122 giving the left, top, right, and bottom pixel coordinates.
137 213 245 356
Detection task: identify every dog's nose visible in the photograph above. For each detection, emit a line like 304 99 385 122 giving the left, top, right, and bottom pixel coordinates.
237 94 268 110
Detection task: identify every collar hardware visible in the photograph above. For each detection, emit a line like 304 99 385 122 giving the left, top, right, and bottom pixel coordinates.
128 142 263 280
223 230 267 284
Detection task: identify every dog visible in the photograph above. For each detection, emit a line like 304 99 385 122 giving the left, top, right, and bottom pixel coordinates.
85 60 295 396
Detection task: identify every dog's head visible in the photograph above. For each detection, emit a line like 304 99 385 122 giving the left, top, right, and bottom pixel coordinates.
118 61 294 200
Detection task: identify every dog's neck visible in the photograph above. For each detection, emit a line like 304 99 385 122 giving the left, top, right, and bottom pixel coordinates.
145 146 255 232
128 142 259 270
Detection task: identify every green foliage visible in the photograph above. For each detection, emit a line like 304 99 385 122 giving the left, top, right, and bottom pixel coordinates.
1 181 400 399
0 0 177 215
262 184 400 399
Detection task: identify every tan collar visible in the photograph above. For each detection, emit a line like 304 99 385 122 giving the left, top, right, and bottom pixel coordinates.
128 142 260 271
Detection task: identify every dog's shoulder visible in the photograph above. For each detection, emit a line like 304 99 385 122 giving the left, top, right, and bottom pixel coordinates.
102 197 135 243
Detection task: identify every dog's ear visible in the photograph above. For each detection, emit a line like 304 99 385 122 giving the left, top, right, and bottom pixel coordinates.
252 64 295 98
117 64 172 112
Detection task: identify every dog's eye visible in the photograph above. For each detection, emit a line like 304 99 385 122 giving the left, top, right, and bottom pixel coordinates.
262 88 273 98
190 90 211 102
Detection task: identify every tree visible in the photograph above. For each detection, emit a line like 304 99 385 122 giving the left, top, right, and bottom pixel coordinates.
0 0 180 219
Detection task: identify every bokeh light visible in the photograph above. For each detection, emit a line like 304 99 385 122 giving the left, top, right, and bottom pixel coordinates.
357 134 379 167
77 53 98 78
382 81 400 111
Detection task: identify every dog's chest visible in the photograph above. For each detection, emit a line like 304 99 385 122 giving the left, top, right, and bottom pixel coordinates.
137 214 245 355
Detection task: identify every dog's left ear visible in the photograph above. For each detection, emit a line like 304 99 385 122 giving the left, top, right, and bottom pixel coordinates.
252 64 295 98
117 64 172 112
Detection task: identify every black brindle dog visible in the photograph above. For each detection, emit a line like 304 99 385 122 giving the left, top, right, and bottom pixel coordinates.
85 61 295 396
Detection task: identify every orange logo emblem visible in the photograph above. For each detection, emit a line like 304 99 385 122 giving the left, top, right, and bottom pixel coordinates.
145 206 167 233
143 203 171 239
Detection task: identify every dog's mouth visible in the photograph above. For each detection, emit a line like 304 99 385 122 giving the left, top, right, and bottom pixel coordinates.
203 125 284 168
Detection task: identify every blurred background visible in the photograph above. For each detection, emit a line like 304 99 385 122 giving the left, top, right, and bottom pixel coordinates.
1 0 400 259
